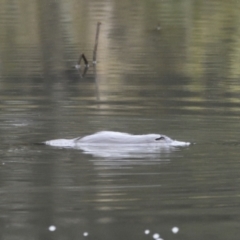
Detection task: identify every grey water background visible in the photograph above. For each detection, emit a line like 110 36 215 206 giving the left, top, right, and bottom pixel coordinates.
1 0 240 239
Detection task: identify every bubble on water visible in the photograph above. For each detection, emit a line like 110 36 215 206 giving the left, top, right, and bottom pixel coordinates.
153 233 160 239
83 232 89 237
144 229 150 234
172 227 179 234
48 225 56 231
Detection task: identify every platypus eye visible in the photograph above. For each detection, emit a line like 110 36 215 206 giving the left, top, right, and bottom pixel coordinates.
155 136 165 141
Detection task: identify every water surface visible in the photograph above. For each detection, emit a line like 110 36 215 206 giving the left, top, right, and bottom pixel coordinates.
1 0 240 239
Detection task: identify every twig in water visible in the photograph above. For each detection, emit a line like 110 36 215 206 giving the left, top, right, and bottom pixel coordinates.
92 22 101 64
74 53 89 69
81 54 89 66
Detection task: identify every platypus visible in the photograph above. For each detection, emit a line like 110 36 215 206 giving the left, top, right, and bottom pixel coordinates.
44 131 190 147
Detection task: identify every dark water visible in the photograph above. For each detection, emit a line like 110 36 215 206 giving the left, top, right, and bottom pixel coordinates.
1 0 240 239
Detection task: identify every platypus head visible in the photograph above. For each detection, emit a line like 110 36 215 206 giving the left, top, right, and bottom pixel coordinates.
155 134 190 146
155 135 172 142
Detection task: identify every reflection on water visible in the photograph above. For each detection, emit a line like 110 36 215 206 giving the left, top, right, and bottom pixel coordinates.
78 144 180 159
1 0 240 240
1 0 240 116
45 140 185 159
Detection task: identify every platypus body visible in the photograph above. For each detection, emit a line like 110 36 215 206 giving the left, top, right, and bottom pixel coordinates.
45 131 190 147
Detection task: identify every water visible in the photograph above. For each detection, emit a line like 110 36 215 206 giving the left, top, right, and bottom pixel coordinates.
1 0 240 239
